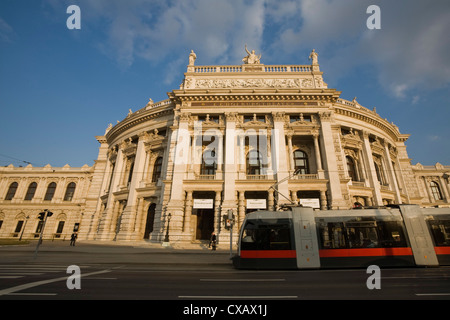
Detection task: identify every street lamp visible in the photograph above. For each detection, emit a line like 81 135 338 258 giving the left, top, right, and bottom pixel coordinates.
163 213 172 243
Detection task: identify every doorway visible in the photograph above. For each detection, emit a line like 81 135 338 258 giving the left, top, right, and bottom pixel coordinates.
193 191 215 241
144 203 156 239
195 208 215 240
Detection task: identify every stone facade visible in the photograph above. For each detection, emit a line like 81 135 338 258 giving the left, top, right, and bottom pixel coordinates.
1 48 449 245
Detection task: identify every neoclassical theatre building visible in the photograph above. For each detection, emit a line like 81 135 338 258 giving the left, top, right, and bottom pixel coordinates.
1 48 449 245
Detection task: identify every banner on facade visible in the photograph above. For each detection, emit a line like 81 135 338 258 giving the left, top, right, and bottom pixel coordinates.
193 199 214 209
299 198 320 209
246 199 267 209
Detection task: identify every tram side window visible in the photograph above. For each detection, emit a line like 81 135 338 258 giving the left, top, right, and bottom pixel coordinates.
377 221 408 247
346 222 378 248
318 220 409 249
428 220 450 246
241 220 293 251
318 222 347 249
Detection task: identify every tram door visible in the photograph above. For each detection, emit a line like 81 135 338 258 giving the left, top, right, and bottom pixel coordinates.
292 207 321 269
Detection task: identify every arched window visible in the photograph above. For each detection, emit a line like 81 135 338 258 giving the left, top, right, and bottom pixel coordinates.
44 182 57 201
293 150 309 174
5 182 18 200
201 149 216 175
152 157 163 183
346 156 357 181
64 182 76 201
430 181 443 201
247 150 262 175
24 182 38 201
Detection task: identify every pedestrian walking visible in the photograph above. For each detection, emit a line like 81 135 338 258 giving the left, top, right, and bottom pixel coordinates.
70 232 77 246
209 232 217 251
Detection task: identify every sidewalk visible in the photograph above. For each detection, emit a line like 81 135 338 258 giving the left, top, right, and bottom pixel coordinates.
0 239 235 269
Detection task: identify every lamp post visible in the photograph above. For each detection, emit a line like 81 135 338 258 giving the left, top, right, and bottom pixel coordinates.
163 213 171 246
227 209 235 259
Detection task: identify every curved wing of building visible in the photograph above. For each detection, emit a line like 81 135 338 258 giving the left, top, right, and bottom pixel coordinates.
1 49 449 244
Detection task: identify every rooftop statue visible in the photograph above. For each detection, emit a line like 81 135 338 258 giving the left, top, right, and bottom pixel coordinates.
309 49 319 65
242 45 261 64
188 50 197 66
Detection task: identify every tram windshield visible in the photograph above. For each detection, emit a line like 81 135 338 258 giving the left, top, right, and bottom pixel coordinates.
241 218 293 251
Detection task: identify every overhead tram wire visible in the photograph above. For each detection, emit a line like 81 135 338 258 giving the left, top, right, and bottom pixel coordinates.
0 153 41 167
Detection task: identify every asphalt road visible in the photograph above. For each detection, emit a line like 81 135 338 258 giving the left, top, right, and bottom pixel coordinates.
1 241 449 305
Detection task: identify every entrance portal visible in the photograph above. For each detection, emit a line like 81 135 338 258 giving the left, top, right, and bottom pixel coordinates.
144 203 156 239
193 191 216 241
195 208 215 240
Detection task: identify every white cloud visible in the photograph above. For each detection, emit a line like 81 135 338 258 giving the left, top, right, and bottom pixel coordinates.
45 0 450 95
0 17 15 42
268 0 450 98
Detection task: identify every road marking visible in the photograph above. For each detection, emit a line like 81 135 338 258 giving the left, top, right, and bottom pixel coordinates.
200 278 286 282
0 269 112 296
0 273 43 276
7 293 57 296
415 293 450 296
0 276 24 279
179 295 298 299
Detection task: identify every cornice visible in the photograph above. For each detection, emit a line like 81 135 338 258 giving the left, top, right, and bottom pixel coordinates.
333 103 409 143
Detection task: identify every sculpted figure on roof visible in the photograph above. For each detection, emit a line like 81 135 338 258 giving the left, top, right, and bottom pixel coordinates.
242 45 261 64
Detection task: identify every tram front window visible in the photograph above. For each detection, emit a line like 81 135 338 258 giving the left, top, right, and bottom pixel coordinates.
241 219 293 251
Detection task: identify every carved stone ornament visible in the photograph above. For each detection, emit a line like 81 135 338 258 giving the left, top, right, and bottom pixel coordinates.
185 77 325 90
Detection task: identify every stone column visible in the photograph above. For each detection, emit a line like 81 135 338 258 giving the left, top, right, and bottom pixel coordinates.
438 176 450 202
313 133 324 178
361 131 383 206
383 141 402 204
117 132 148 240
166 112 191 242
214 191 222 233
222 113 238 210
184 191 193 234
318 111 346 209
287 132 295 172
238 190 245 230
97 143 126 240
272 112 290 206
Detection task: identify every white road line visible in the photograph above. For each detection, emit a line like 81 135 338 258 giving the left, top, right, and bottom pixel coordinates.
179 295 298 299
200 279 286 282
0 269 112 296
0 276 24 279
415 293 450 296
7 293 57 296
0 273 43 275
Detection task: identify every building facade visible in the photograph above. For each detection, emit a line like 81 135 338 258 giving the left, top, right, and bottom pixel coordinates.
1 48 449 245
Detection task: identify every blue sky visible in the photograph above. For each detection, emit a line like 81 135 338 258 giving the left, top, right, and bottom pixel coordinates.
0 0 449 167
